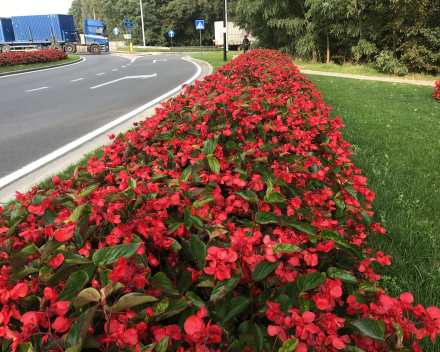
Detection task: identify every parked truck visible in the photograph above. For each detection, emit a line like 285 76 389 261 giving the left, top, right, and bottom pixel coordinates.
214 21 255 51
0 15 109 54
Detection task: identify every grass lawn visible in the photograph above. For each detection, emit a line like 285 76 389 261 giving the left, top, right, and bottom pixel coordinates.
297 60 440 82
191 51 237 72
307 75 440 350
0 54 80 74
117 47 222 53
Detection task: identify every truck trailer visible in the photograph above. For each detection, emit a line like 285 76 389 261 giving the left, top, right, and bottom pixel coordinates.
0 15 109 54
214 21 255 51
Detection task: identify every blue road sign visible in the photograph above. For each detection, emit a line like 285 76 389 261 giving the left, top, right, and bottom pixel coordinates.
168 30 175 37
124 22 134 31
113 27 119 35
124 15 128 19
195 20 205 30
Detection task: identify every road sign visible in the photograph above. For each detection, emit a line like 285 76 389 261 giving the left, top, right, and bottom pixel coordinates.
113 27 119 35
124 15 128 19
124 34 131 39
124 22 134 31
195 20 205 30
168 30 175 37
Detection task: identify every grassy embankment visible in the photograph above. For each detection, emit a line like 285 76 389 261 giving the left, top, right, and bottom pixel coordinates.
0 54 80 74
193 51 440 350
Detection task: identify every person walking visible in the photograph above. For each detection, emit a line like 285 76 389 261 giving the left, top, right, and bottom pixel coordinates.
243 35 250 53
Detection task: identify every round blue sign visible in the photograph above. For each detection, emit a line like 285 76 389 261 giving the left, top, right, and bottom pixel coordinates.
113 27 119 35
168 30 175 37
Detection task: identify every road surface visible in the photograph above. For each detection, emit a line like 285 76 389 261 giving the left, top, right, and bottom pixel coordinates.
0 52 199 185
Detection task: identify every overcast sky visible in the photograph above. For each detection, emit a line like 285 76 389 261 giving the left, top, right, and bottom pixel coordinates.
1 0 73 17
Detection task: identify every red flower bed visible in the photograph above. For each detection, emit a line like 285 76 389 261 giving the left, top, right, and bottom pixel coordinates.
433 80 440 100
0 49 67 67
0 49 439 352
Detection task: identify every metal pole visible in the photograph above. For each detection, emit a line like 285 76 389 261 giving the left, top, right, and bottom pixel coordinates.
140 0 146 47
225 0 228 52
200 29 202 56
223 0 227 61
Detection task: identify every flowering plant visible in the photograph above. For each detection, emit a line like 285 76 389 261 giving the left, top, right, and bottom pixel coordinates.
0 49 439 352
0 49 67 67
433 80 440 100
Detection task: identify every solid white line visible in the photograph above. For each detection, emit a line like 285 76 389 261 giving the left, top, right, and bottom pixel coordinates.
90 74 157 89
0 57 86 79
96 73 105 76
26 87 49 92
122 66 126 67
0 58 202 189
153 59 168 63
70 78 84 82
111 69 118 71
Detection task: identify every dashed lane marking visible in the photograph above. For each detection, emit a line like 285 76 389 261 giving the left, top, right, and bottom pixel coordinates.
70 78 84 82
26 87 50 92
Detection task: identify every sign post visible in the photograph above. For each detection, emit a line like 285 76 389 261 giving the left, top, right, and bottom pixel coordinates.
124 18 134 52
223 0 226 61
168 30 175 51
195 20 205 56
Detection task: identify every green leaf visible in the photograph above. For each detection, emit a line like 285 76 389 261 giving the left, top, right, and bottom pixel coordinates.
202 135 220 156
272 243 301 254
259 142 277 152
167 222 184 234
77 184 99 200
64 305 98 349
254 324 264 352
16 343 36 352
189 213 204 228
327 267 358 284
155 299 191 321
222 297 250 325
11 243 38 258
279 338 299 352
299 293 309 314
193 196 216 208
141 343 157 352
290 221 318 236
348 319 385 343
349 347 366 352
72 214 90 246
263 192 286 203
235 190 259 204
9 268 39 281
210 274 240 300
255 212 279 225
128 178 137 190
252 163 270 182
361 212 371 226
226 141 243 152
297 272 323 292
67 203 93 223
56 270 89 302
358 283 381 293
156 337 169 352
207 155 221 174
44 208 57 225
321 229 349 248
392 322 404 343
105 293 157 312
345 186 358 200
185 291 207 312
73 287 101 309
262 98 270 112
179 164 194 183
58 251 92 265
258 124 266 142
92 243 140 266
196 241 207 271
151 272 180 296
197 280 215 288
251 261 279 281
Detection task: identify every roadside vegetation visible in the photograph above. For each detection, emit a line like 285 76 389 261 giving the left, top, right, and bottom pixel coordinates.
117 47 222 53
0 54 80 74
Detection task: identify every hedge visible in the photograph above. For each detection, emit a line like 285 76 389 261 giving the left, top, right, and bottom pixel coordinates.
0 49 438 352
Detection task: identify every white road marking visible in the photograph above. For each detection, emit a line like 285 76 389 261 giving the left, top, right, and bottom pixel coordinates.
122 66 126 67
26 87 50 92
0 57 86 79
90 74 157 89
111 69 118 71
0 58 202 189
96 73 105 76
153 59 168 63
70 78 84 82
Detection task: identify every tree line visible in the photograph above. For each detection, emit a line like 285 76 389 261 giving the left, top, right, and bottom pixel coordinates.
68 0 223 47
228 0 440 74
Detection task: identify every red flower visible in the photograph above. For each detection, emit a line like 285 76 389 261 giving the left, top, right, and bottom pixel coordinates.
184 307 222 345
48 253 64 269
54 222 76 242
52 316 71 333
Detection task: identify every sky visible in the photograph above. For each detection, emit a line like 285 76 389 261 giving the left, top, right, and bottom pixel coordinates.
1 0 73 17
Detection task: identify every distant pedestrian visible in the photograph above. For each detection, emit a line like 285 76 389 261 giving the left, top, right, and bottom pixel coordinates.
243 35 250 53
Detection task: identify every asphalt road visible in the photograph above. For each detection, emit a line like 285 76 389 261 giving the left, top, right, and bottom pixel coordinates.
0 53 199 183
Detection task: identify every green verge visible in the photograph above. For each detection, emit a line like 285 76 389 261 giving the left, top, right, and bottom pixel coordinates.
191 51 236 72
307 75 440 351
296 60 440 82
2 146 104 211
117 47 223 53
0 54 80 74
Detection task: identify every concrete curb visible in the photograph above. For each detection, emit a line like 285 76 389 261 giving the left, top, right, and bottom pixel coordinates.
0 57 84 77
0 56 213 205
300 69 436 86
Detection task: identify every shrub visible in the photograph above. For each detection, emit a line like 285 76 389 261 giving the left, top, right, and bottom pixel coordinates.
433 80 440 100
0 49 439 352
374 50 408 76
0 49 67 67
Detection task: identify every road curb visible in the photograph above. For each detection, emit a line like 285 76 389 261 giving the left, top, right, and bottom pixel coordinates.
0 56 212 205
0 57 84 77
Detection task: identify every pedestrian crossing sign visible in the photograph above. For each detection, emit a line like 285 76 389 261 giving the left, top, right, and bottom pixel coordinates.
195 20 205 30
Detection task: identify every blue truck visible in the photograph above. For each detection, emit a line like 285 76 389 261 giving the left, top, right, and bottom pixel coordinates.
0 15 109 54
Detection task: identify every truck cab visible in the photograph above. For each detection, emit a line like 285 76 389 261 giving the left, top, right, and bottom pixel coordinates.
83 19 109 54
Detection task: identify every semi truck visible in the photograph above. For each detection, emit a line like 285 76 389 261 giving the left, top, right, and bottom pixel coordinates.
0 15 109 54
214 21 255 51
